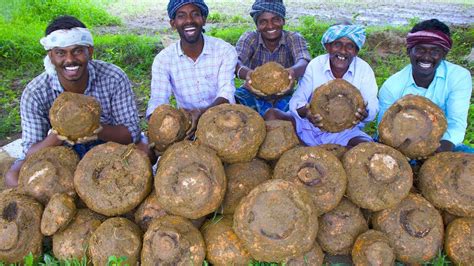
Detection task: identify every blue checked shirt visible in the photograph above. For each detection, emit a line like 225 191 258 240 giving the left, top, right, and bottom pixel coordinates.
236 30 311 70
146 35 237 118
20 60 140 157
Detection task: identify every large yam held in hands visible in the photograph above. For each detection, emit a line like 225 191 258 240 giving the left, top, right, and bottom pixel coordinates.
379 94 447 158
309 79 365 132
49 91 101 141
249 62 290 96
74 143 152 216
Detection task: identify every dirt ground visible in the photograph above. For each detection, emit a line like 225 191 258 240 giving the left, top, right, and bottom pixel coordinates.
102 0 474 35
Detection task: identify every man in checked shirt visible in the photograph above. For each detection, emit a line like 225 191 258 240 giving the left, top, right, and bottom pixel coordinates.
234 0 311 117
145 0 238 138
4 15 140 187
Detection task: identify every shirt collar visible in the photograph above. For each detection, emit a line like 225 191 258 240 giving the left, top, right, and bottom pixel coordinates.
257 30 287 50
177 34 210 57
50 61 96 93
407 60 446 88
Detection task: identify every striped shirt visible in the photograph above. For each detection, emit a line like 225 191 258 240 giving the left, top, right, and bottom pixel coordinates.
236 30 311 70
20 60 140 157
146 34 237 117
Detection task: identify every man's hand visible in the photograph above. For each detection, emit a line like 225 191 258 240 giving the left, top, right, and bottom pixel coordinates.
352 102 368 125
244 70 267 98
275 68 295 97
301 104 324 129
182 108 202 140
51 126 102 145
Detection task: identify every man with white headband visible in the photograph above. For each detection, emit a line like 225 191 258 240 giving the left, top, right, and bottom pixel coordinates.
378 19 472 153
5 15 140 187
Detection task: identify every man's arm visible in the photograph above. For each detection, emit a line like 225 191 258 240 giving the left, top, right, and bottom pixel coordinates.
287 58 309 80
108 70 140 144
146 53 173 119
441 67 472 146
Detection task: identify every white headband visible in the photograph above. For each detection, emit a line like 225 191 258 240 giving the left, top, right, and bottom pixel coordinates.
40 27 93 75
40 27 93 50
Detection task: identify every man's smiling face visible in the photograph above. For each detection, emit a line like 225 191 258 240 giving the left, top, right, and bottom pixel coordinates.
49 45 93 82
325 37 358 75
170 3 206 44
256 12 285 43
408 43 446 77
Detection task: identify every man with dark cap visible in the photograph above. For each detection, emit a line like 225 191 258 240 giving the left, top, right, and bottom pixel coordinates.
234 0 311 116
378 19 472 153
146 0 237 137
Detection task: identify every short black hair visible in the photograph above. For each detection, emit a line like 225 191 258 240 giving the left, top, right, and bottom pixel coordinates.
45 15 87 36
410 19 450 37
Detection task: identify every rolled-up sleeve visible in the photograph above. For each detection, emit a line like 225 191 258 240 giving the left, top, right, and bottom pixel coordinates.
443 68 472 144
216 45 237 103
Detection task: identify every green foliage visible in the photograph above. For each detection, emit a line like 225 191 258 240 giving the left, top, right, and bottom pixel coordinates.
208 27 250 45
293 16 331 58
94 34 160 79
106 255 128 266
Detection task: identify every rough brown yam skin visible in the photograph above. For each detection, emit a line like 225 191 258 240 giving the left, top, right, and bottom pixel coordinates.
0 190 43 263
249 62 290 96
309 79 365 132
148 104 191 153
351 230 395 266
89 217 142 266
445 217 474 265
274 146 347 215
257 120 300 161
379 94 447 158
49 91 101 141
201 216 252 265
52 209 104 261
317 144 348 161
18 146 79 205
419 152 474 217
442 210 460 227
233 179 318 262
41 193 76 236
372 193 444 264
317 198 368 255
155 141 226 219
141 215 205 265
221 159 271 215
196 104 266 164
134 190 168 231
343 142 413 211
282 242 324 266
74 142 152 216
